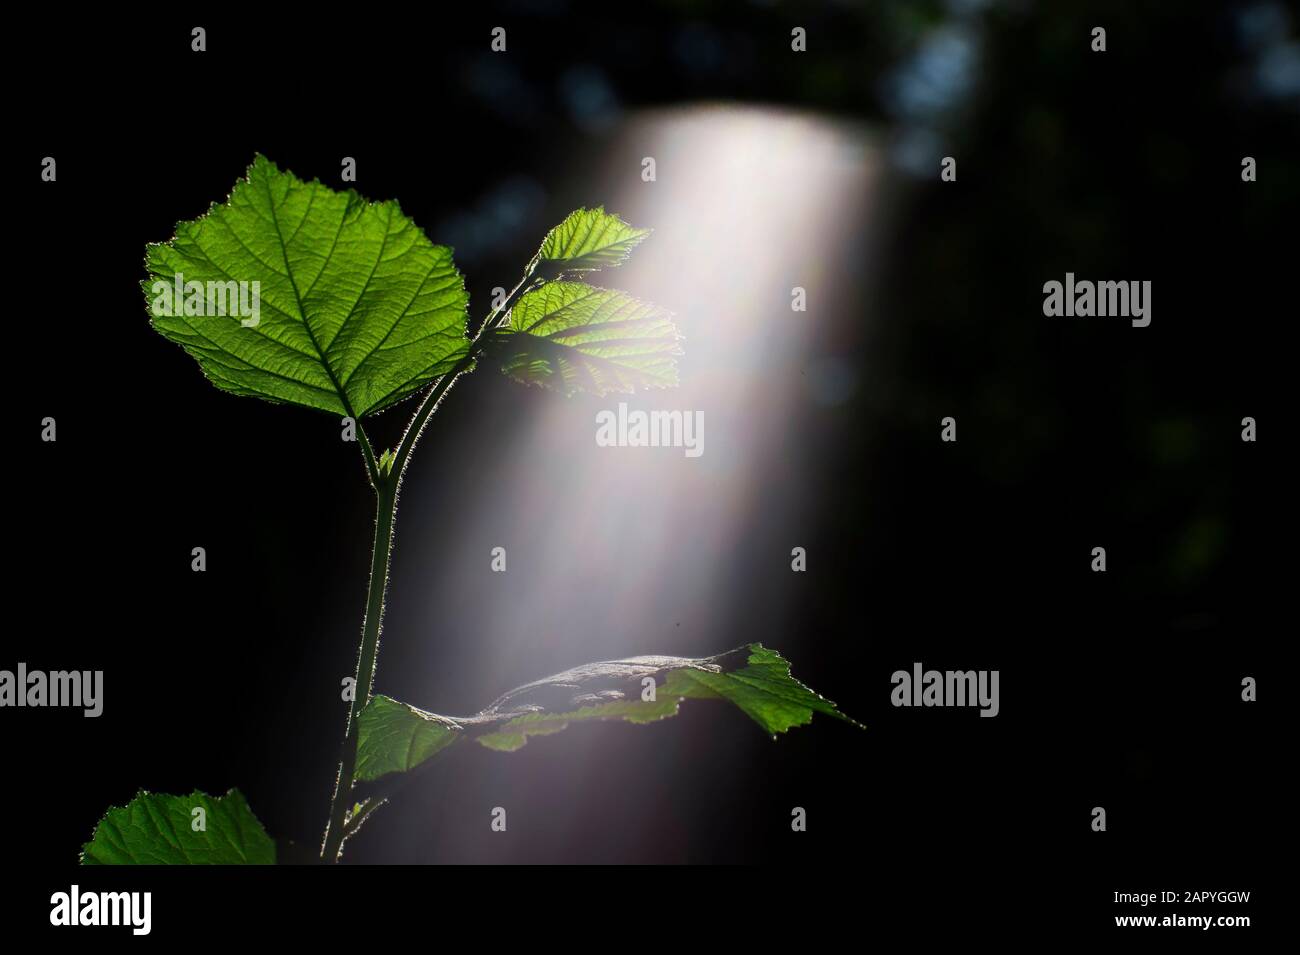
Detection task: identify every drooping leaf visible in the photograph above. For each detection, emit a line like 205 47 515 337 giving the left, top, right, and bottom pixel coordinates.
491 281 681 395
81 789 275 864
145 155 470 417
532 207 650 277
355 644 859 781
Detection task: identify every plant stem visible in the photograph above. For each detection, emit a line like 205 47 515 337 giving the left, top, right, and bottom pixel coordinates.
390 271 538 485
319 265 539 862
354 422 380 488
342 796 388 840
320 471 396 861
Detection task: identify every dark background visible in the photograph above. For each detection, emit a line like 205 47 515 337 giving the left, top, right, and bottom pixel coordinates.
7 0 1289 937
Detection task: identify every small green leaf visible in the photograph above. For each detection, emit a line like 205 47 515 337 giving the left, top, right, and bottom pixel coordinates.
533 207 650 277
355 695 461 781
145 155 470 417
81 789 275 864
356 644 858 781
492 281 681 395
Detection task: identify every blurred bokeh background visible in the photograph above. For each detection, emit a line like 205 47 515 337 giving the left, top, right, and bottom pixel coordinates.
12 0 1291 883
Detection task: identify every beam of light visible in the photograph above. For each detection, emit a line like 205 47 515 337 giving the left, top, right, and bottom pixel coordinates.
392 104 879 861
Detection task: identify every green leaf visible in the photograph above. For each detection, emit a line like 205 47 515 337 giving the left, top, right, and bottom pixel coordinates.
81 789 275 864
145 155 470 417
355 644 859 781
355 695 461 781
533 207 650 277
492 281 682 395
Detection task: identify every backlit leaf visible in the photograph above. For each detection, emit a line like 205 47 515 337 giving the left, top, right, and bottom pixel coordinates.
355 644 859 781
533 207 650 277
145 155 470 417
492 281 681 395
81 789 275 865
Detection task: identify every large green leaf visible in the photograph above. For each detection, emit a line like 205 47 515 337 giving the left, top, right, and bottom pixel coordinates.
145 155 470 417
492 281 681 395
81 789 275 864
356 644 859 781
532 207 650 277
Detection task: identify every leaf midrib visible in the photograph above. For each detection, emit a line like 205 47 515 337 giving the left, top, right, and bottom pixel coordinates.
260 171 364 422
259 179 464 404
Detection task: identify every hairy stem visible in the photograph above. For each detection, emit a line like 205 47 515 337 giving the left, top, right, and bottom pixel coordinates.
320 471 396 861
354 421 380 488
342 796 388 840
319 265 539 862
390 270 539 485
